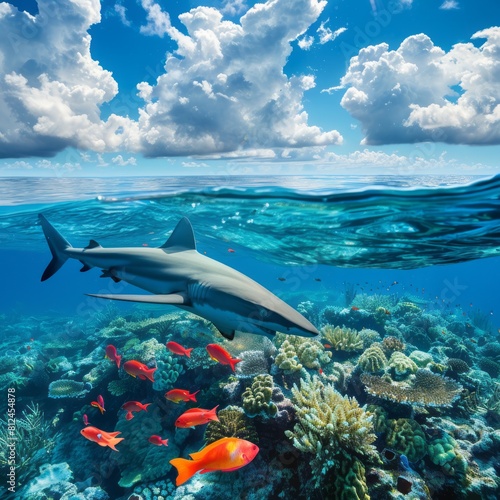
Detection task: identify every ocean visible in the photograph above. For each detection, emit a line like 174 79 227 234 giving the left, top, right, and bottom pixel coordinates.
0 174 499 499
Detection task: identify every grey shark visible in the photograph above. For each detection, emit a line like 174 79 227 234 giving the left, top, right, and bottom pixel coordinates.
39 214 319 340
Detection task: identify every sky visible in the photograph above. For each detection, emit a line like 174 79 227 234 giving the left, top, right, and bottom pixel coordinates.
0 0 499 176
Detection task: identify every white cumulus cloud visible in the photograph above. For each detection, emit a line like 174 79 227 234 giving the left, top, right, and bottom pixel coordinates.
339 27 500 145
136 0 342 156
440 1 459 10
0 0 138 158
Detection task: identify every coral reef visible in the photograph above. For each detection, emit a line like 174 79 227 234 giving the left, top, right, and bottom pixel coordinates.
386 418 427 462
321 324 363 352
274 339 302 374
152 355 184 392
48 379 89 398
388 352 418 380
235 350 270 379
428 433 467 476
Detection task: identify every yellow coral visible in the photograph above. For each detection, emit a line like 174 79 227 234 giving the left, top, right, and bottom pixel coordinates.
358 345 387 373
321 325 363 352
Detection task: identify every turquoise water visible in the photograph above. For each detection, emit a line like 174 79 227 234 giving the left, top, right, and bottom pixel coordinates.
1 175 499 499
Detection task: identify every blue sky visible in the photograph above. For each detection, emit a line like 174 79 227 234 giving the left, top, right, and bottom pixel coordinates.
0 0 499 176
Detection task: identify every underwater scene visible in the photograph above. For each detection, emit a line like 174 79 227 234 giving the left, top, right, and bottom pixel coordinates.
1 174 500 500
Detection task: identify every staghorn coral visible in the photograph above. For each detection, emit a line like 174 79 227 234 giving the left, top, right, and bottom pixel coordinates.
235 350 270 379
321 324 363 352
48 379 89 399
242 374 277 418
386 418 427 462
285 370 377 482
388 352 418 380
362 369 462 407
205 405 258 444
357 345 387 373
274 339 302 374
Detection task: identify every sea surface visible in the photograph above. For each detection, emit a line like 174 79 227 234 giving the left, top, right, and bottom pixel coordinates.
0 174 499 499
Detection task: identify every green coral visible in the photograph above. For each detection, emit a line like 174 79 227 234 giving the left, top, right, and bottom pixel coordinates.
295 338 332 369
285 371 377 483
386 418 427 462
46 356 72 374
388 352 418 380
409 350 434 368
48 380 88 399
428 433 468 476
242 374 277 418
205 405 258 445
357 345 387 373
275 339 302 374
83 359 116 385
367 404 389 435
108 377 139 397
331 458 370 500
152 355 184 392
321 325 363 352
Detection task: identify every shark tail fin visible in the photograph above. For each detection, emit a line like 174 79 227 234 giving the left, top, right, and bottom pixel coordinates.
39 214 72 281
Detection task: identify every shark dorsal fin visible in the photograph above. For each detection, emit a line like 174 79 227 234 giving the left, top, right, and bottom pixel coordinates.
85 239 101 249
160 217 196 252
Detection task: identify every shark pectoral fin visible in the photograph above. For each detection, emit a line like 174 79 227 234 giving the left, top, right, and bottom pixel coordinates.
213 324 236 341
86 293 189 305
99 270 121 283
79 262 92 272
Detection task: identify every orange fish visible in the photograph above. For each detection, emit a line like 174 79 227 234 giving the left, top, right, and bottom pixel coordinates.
351 306 360 311
175 406 219 428
149 435 169 446
170 437 259 486
91 401 105 415
105 344 122 368
323 344 332 349
165 389 200 403
80 426 124 451
206 344 242 372
166 341 193 358
121 401 151 421
228 248 235 253
123 360 156 382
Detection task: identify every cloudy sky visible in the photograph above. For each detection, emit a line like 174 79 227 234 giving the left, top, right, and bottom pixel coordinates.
0 0 499 175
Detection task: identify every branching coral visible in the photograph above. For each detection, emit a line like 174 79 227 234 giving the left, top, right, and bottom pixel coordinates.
242 374 277 418
274 339 302 374
361 369 462 406
205 405 258 445
285 371 377 482
357 345 387 373
321 325 363 352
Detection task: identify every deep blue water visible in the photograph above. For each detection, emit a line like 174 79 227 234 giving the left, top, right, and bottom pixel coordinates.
1 174 499 323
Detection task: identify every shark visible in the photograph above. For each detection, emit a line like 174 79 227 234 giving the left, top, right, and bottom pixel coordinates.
39 214 319 340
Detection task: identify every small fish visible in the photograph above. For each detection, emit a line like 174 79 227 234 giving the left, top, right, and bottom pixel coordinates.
149 435 169 446
97 394 105 409
30 338 34 342
26 345 31 351
123 360 156 382
165 389 200 403
314 278 321 282
121 401 151 420
175 406 219 428
105 344 122 368
80 426 124 451
278 277 286 282
91 401 105 415
227 248 235 253
83 414 89 426
170 437 259 486
384 309 391 315
351 306 360 311
206 344 242 372
323 343 332 349
318 368 323 375
166 341 193 358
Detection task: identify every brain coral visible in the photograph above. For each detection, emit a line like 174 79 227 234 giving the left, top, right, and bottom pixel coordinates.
357 345 387 373
386 418 427 462
242 374 277 418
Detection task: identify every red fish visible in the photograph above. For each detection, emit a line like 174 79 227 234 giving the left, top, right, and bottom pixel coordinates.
97 394 105 409
148 435 169 446
83 414 89 426
105 344 122 368
323 344 332 349
166 341 193 358
170 437 259 486
228 248 235 253
165 389 199 403
123 360 156 382
121 401 151 421
351 306 360 311
91 401 105 414
175 406 219 428
206 344 242 372
80 426 124 451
